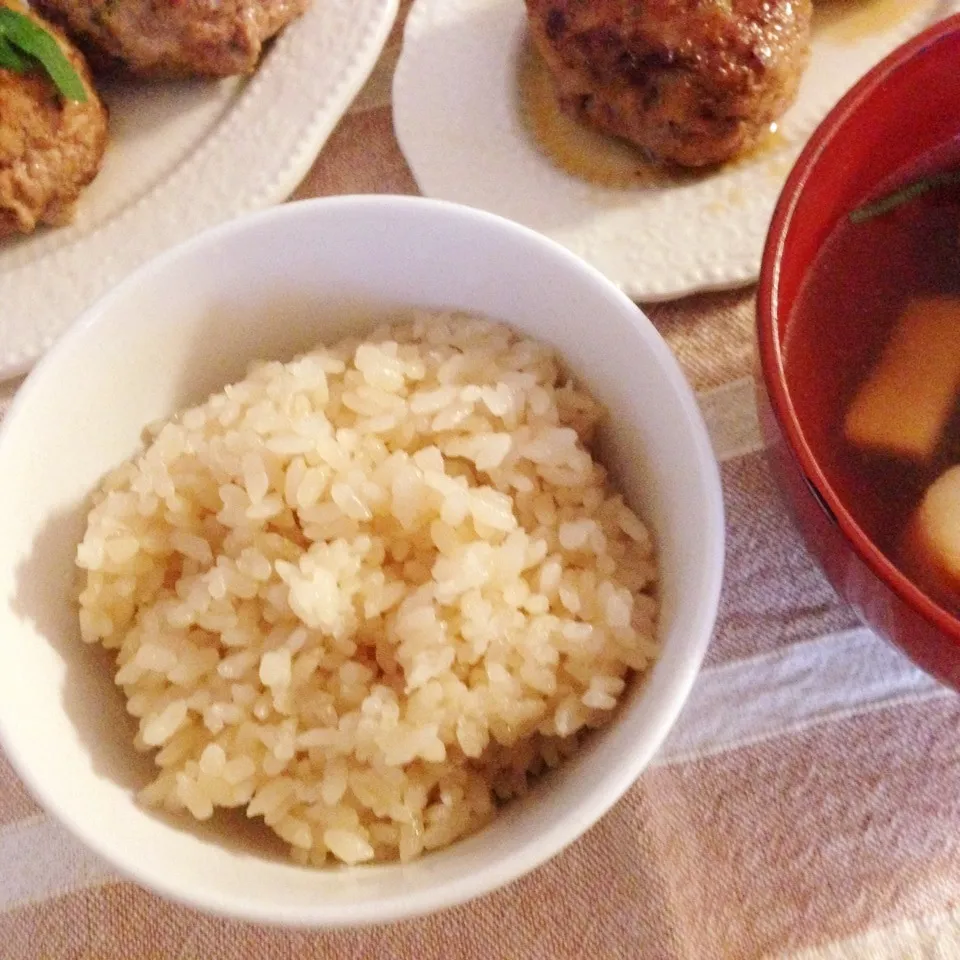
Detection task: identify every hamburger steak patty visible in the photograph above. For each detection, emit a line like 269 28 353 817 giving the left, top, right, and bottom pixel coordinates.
524 0 813 167
33 0 310 79
0 2 108 237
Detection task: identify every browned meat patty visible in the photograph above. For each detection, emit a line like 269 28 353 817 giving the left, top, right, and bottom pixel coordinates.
525 0 812 167
33 0 310 79
0 3 108 237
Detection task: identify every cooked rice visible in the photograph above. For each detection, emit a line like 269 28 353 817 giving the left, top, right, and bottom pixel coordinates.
76 312 659 865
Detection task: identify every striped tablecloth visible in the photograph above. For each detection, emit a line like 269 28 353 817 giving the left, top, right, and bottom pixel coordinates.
2 3 959 956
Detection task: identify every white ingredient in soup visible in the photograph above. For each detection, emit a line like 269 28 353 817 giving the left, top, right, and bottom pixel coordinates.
76 313 659 865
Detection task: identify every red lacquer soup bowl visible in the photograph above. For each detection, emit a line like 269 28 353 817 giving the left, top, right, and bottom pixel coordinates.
757 14 960 690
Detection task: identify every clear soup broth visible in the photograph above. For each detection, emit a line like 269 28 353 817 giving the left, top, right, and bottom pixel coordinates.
786 139 960 612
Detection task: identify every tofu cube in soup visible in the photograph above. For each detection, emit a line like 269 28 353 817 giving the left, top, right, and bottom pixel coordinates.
903 465 960 608
844 297 960 462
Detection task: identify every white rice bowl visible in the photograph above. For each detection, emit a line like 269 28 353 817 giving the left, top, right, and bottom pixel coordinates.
76 312 659 866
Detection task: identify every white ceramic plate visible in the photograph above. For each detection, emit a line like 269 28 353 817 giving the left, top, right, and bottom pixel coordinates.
0 0 399 379
394 0 960 301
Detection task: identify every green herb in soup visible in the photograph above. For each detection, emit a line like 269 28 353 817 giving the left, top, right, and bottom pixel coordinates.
850 169 960 223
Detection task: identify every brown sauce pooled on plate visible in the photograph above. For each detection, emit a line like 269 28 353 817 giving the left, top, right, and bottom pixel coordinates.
517 44 785 190
813 0 930 43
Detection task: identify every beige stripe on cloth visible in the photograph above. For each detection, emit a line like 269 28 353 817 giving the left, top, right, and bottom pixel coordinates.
2 3 960 955
787 905 960 960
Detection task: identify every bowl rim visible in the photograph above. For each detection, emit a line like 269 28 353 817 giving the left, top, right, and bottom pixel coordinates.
757 13 960 650
0 194 725 927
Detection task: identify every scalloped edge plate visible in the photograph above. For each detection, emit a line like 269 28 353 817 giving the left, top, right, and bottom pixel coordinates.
0 0 399 380
393 0 960 302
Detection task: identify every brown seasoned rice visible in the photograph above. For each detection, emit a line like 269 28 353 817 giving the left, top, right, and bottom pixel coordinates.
76 312 659 865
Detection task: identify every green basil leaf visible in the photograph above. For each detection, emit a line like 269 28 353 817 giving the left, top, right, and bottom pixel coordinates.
0 8 87 101
0 31 28 71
